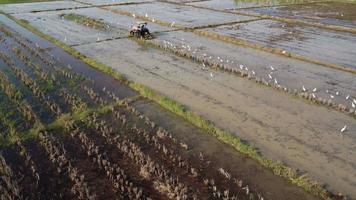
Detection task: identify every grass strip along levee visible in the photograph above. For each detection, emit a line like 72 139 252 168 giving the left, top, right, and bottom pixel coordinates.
0 0 55 4
62 13 111 32
0 12 338 199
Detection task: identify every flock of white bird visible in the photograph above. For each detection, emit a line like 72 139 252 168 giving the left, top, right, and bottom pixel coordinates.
163 38 353 135
57 11 353 135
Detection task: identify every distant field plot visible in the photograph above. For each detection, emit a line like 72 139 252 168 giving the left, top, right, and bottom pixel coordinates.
0 0 86 13
0 0 57 4
13 7 173 45
105 2 255 28
205 19 356 69
239 1 356 28
75 0 154 6
186 0 325 9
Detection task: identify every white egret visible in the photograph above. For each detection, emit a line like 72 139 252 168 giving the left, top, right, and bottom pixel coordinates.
340 125 347 133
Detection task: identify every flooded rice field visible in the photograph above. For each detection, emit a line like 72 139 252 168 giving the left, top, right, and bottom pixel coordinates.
150 30 356 107
0 12 322 199
0 0 87 14
76 0 154 6
0 14 321 200
239 1 356 29
13 7 172 46
186 0 327 10
205 19 356 69
105 2 254 28
1 0 356 199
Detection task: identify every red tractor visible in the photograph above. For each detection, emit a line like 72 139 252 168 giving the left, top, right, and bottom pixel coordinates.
130 22 152 39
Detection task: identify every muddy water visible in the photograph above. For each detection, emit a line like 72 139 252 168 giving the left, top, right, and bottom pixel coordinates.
106 2 254 28
206 19 356 69
75 38 356 198
240 2 356 28
151 30 356 107
0 0 87 14
187 0 327 9
0 14 138 100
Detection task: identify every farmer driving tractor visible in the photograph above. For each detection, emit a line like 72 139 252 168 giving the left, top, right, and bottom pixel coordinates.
130 22 152 39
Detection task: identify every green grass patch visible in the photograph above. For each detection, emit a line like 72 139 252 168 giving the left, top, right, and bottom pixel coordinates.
6 14 332 199
62 13 109 31
0 0 54 4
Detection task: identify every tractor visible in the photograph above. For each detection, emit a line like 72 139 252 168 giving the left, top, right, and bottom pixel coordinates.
130 22 152 39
